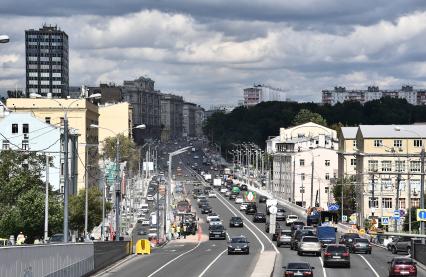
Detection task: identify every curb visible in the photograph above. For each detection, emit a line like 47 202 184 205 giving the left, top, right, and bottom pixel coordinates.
91 254 136 277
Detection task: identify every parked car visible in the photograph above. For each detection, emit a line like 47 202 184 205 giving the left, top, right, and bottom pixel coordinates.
229 216 244 227
283 263 315 277
298 236 322 256
388 257 417 277
253 212 266 223
348 238 372 254
277 229 292 247
286 215 299 226
323 244 351 268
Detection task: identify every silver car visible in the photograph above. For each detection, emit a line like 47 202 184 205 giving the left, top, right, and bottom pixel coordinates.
298 236 322 256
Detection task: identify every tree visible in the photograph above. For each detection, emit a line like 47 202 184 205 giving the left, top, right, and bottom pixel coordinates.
0 151 63 242
69 186 111 234
332 177 357 219
292 109 327 126
102 134 140 173
403 196 426 233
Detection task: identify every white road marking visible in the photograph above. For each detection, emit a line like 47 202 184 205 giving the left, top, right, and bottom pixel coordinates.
358 254 380 277
146 241 202 277
197 249 228 277
319 257 327 277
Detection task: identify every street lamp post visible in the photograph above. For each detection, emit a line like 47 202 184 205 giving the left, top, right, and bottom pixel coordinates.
90 124 146 240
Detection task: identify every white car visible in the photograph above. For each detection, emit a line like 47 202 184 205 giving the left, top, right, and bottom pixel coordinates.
197 195 207 203
208 218 223 228
208 192 216 198
235 196 244 204
286 215 299 226
240 203 248 211
220 187 228 193
141 220 150 226
146 195 154 201
207 213 220 223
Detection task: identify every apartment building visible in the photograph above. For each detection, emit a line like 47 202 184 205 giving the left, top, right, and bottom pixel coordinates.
160 93 183 141
338 127 358 179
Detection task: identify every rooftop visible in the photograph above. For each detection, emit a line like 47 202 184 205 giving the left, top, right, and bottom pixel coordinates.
341 127 358 139
358 124 426 138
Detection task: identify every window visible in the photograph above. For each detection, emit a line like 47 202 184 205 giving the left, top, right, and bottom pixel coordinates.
2 140 9 150
52 72 61 78
325 160 330 166
45 117 51 124
299 159 305 166
28 72 38 77
40 65 50 70
381 160 392 172
352 140 357 148
52 80 61 85
368 197 378 208
60 117 64 126
40 80 49 85
350 158 356 166
61 163 64 175
22 140 29 150
410 161 421 172
40 56 49 62
52 57 61 62
325 173 330 180
301 173 305 181
395 160 405 172
28 64 38 69
22 124 29 134
374 140 383 147
382 179 392 190
28 80 38 85
382 198 393 209
414 139 423 147
368 160 378 172
412 198 420 208
394 140 402 148
40 72 50 78
399 198 406 209
12 124 18 134
28 56 38 61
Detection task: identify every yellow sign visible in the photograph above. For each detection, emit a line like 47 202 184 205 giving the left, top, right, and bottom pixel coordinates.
358 228 366 236
136 239 151 255
349 214 357 223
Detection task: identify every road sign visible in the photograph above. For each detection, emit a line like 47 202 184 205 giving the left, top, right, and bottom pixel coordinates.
328 203 340 211
358 228 366 236
349 214 357 223
244 191 256 202
393 210 400 220
342 215 347 222
416 209 426 222
269 206 278 215
381 216 390 225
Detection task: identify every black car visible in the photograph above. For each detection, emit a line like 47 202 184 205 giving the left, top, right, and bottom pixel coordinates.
276 208 286 221
283 263 315 277
290 229 315 250
339 233 360 246
253 212 267 223
348 238 372 254
209 224 226 240
198 199 208 208
201 204 212 214
259 195 268 203
272 227 283 241
229 216 243 228
323 244 351 268
228 235 250 255
229 193 238 200
245 203 257 215
240 184 248 191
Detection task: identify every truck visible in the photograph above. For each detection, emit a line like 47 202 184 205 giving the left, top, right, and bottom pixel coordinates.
177 199 192 214
317 226 336 247
224 168 231 175
213 178 222 188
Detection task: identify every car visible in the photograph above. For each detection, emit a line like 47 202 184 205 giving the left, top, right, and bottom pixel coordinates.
198 199 208 208
388 257 417 277
323 244 351 268
206 213 220 223
209 218 223 229
339 233 360 246
136 217 146 223
286 215 299 226
276 208 286 221
225 190 232 197
197 195 207 203
146 195 154 201
245 203 257 215
235 196 244 204
208 191 216 198
291 221 305 233
277 229 292 247
272 227 283 241
290 229 315 250
200 204 212 214
220 187 228 193
228 235 250 255
253 212 267 223
229 216 243 227
387 236 414 255
298 236 322 256
137 229 148 236
302 226 315 232
47 233 70 243
283 262 315 277
240 184 248 191
141 220 150 226
348 238 372 254
265 222 280 233
209 224 226 240
240 203 248 211
259 195 268 203
229 193 238 200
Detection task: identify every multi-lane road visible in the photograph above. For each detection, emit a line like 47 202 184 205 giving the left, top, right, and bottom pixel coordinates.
97 142 425 277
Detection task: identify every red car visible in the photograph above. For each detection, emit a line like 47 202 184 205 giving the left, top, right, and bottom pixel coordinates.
388 257 417 277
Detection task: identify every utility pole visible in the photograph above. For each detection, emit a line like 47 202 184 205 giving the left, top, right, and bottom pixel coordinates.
44 154 49 243
420 148 425 242
156 182 160 244
63 114 69 243
84 147 89 240
395 174 401 232
310 158 314 207
371 173 375 219
115 136 121 241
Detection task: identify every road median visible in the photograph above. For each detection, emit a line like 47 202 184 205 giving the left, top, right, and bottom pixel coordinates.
250 251 277 277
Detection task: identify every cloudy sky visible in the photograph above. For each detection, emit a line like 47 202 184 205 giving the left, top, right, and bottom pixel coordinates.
1 0 426 108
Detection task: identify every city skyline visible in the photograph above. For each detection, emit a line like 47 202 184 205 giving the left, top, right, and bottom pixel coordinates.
1 1 426 107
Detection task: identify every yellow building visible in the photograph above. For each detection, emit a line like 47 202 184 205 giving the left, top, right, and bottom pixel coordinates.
338 127 358 179
6 98 99 192
349 125 426 230
98 102 133 152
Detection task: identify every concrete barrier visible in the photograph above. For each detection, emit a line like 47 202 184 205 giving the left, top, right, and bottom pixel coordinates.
93 240 132 272
0 243 94 277
250 251 277 277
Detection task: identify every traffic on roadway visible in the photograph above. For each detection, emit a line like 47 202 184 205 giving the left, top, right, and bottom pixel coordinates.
97 139 425 277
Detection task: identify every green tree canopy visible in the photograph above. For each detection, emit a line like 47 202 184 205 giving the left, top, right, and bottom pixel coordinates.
101 134 140 173
292 109 327 126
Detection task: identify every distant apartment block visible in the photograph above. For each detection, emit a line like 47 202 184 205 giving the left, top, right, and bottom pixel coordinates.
25 25 69 98
322 85 426 105
160 93 184 141
243 84 286 107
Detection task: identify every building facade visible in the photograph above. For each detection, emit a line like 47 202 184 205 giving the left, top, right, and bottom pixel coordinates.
88 83 123 104
322 85 426 106
243 84 286 107
194 105 205 137
25 25 69 98
337 127 358 179
122 77 161 143
271 122 338 208
6 98 99 191
160 93 183 141
352 125 425 230
183 102 196 137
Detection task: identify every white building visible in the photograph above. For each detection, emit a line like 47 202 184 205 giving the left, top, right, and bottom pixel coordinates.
243 84 286 107
271 122 338 208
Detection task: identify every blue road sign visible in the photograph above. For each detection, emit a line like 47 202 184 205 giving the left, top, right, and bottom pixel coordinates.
381 217 389 225
416 209 426 222
393 210 400 219
328 203 340 211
